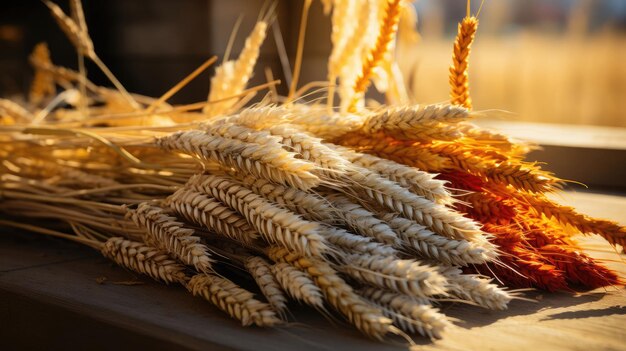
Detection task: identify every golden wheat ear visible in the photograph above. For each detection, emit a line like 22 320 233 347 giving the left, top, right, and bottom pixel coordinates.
449 0 480 110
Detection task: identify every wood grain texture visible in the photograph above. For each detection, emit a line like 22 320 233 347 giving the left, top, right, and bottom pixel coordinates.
0 191 625 351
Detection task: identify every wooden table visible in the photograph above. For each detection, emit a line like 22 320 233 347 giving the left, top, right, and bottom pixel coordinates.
1 191 625 351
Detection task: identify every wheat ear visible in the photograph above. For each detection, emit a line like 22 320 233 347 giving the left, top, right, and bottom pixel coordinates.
340 148 453 205
101 237 188 284
268 247 392 339
28 43 56 105
341 254 447 297
271 262 324 309
381 214 496 266
524 195 626 248
236 174 335 222
449 16 478 109
157 130 320 191
343 166 484 241
440 266 511 310
348 0 403 112
186 273 282 327
326 193 400 246
188 174 328 257
166 188 259 245
360 288 451 339
244 256 288 314
321 225 398 257
44 0 94 57
127 203 214 274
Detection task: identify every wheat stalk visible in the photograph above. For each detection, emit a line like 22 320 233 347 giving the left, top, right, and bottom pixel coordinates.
271 262 324 309
341 253 447 297
186 273 282 327
188 174 329 257
0 99 33 123
166 188 260 245
127 203 214 273
244 256 288 314
100 237 188 284
157 130 320 191
360 288 451 339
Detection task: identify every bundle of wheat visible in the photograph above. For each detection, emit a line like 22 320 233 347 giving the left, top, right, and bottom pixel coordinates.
0 0 623 345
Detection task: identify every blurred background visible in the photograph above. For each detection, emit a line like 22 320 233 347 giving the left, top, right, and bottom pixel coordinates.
1 0 625 127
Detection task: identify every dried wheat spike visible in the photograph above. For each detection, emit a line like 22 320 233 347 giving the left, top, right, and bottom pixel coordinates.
343 166 484 241
360 288 451 339
236 174 335 222
205 21 267 115
328 0 355 81
362 105 472 141
525 195 626 248
381 214 496 266
450 16 478 109
186 273 282 327
457 122 531 156
349 0 403 111
204 121 284 148
440 266 511 310
271 262 324 308
245 256 288 314
28 43 56 104
268 125 353 176
341 148 452 205
321 225 398 257
44 0 94 57
341 254 447 297
268 247 392 340
101 237 188 284
0 99 33 122
166 188 259 245
326 193 400 246
157 130 320 191
128 203 214 274
287 106 365 140
188 174 328 257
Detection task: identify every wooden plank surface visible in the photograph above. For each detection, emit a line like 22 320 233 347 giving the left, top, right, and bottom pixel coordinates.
1 191 625 351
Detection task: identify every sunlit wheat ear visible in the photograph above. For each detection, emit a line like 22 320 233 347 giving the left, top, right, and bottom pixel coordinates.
271 262 324 309
340 253 448 297
187 174 329 257
157 130 320 191
0 99 33 123
204 121 284 148
439 266 511 310
127 203 214 274
457 122 532 156
325 193 400 246
523 194 626 248
267 124 354 177
235 174 336 222
28 43 56 105
381 213 497 266
287 106 365 140
450 16 478 109
244 256 288 314
100 237 188 284
348 0 403 112
166 188 260 245
337 146 453 205
186 273 282 327
44 0 94 58
268 247 392 340
342 166 484 241
320 225 398 257
360 288 451 339
205 20 268 115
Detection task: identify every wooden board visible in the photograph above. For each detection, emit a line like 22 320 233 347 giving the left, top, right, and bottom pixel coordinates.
1 191 625 351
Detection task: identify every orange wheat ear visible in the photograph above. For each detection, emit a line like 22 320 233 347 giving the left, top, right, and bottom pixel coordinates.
449 16 478 109
348 0 403 112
